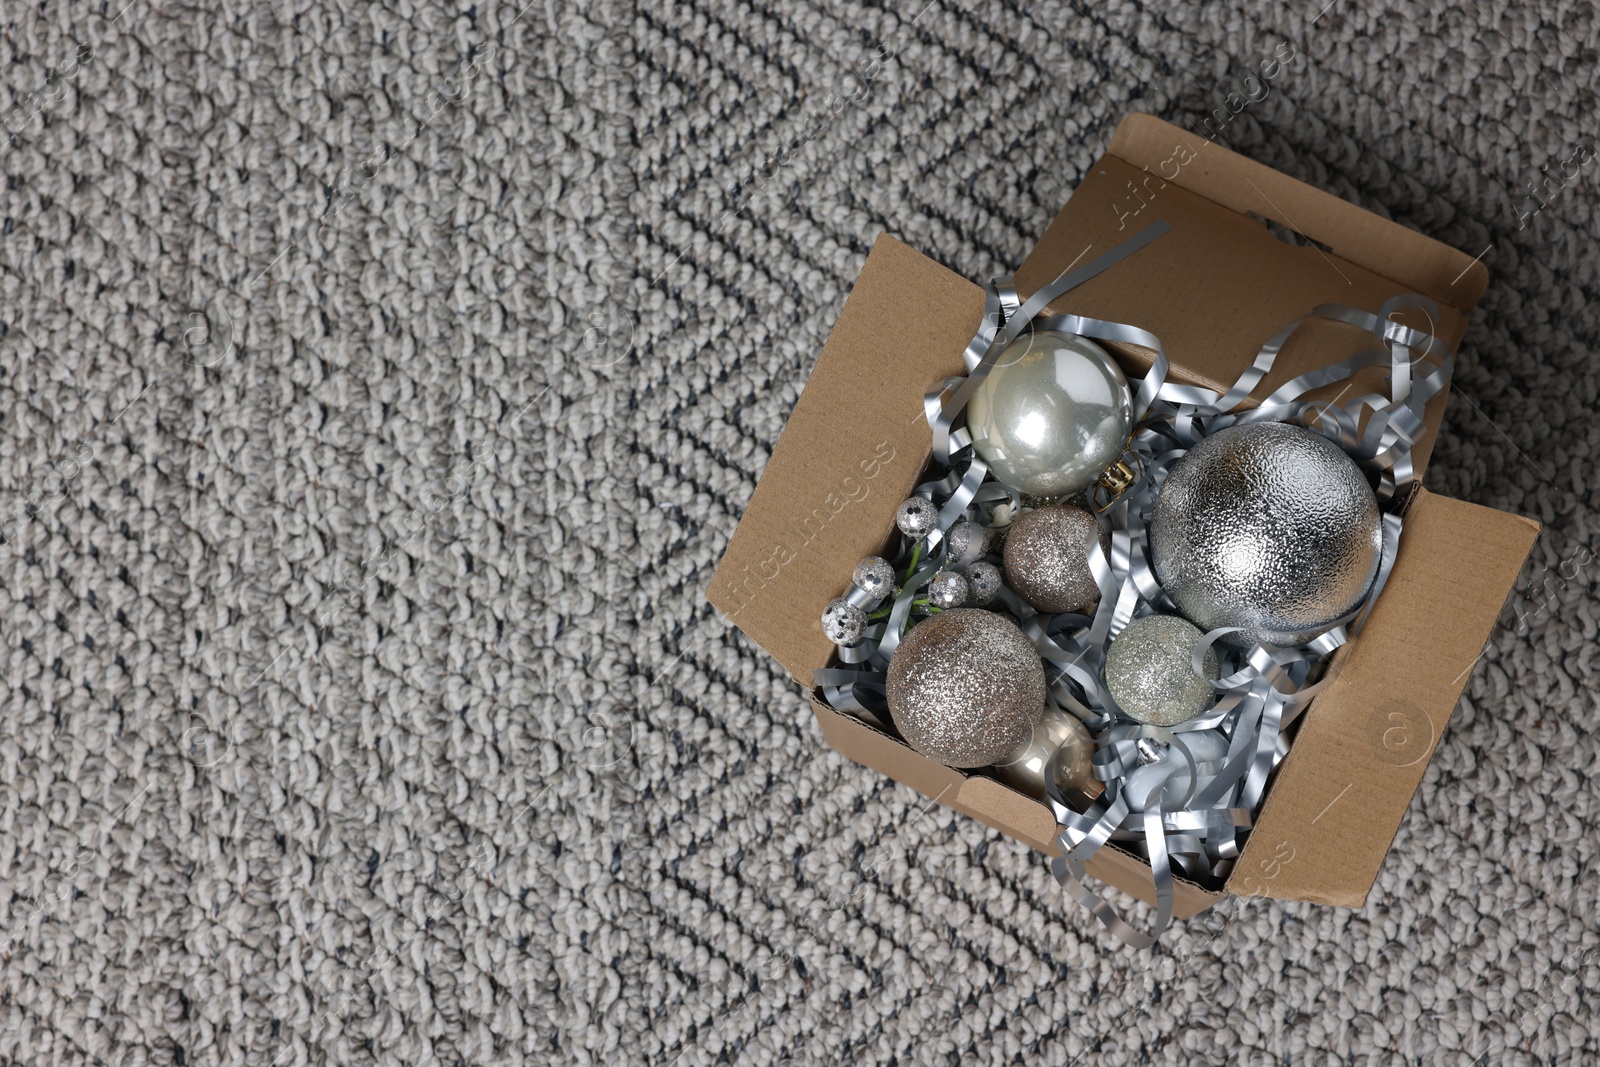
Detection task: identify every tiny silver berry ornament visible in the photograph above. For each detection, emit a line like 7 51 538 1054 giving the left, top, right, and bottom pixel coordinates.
945 518 996 562
820 597 868 647
927 570 969 610
895 497 938 539
852 556 895 600
966 561 1002 605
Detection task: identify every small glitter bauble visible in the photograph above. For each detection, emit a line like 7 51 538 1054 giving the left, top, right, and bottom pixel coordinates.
1151 421 1383 648
966 561 1002 605
1104 614 1219 727
852 556 895 600
820 597 867 647
927 571 968 609
896 497 938 539
886 609 1046 768
945 519 995 562
1002 505 1110 614
994 707 1104 805
966 331 1133 497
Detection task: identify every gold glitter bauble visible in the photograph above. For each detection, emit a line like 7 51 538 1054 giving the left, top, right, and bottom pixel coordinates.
1002 505 1110 614
886 609 1046 768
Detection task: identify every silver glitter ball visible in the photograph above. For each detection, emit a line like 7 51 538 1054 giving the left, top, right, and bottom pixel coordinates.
896 497 938 539
852 556 895 600
966 331 1133 497
886 609 1046 768
1002 505 1110 614
994 707 1103 805
1104 614 1219 727
820 597 867 647
1150 422 1383 647
945 518 996 562
966 561 1002 605
927 570 969 609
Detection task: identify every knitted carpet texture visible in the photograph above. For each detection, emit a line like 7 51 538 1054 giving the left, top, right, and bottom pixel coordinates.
1 1 1597 1064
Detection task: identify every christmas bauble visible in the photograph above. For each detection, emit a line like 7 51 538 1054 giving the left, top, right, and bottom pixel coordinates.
852 556 895 600
1002 505 1109 614
1150 422 1383 647
966 561 1002 605
994 707 1103 805
1103 614 1218 727
820 597 868 647
886 609 1045 768
966 331 1132 497
927 570 969 609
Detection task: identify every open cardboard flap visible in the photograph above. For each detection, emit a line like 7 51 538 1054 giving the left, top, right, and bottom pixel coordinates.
708 114 1538 915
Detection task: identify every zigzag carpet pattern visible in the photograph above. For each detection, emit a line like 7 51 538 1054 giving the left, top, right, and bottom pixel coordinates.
1 1 1597 1064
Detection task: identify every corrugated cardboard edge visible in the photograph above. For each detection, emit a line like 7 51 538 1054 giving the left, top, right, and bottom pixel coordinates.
1018 114 1485 482
1231 488 1541 907
1106 114 1489 310
705 236 981 686
809 695 1223 920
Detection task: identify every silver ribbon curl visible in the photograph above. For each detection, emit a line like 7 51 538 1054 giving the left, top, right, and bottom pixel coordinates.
817 219 1455 947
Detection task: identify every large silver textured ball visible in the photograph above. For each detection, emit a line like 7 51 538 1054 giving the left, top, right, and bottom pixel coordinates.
1104 614 1218 727
886 609 1046 768
1150 422 1383 647
1002 505 1110 614
820 597 867 647
994 707 1104 805
966 331 1133 497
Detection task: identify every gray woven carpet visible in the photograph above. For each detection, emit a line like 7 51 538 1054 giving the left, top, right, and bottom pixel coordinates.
2 1 1596 1064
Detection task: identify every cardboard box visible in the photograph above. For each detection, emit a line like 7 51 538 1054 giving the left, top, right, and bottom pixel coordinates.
707 114 1539 918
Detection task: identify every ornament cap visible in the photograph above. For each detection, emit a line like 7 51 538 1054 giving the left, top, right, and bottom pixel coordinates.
1096 454 1141 500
